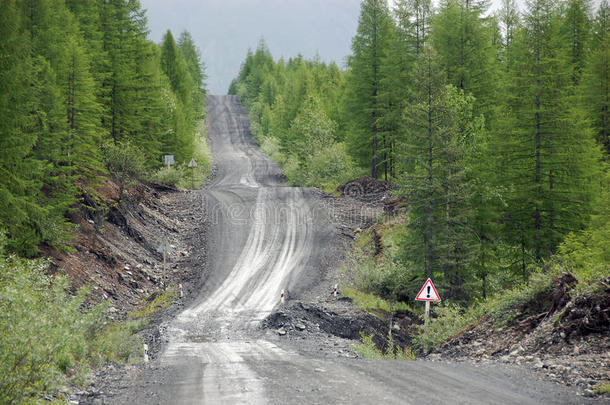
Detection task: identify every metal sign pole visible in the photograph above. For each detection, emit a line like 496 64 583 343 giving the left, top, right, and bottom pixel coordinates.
158 238 171 289
415 278 440 330
163 248 166 286
188 158 197 190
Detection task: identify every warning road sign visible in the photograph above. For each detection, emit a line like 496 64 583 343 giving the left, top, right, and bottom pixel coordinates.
415 278 441 302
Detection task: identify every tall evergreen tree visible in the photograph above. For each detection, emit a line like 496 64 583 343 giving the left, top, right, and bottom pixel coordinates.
345 0 394 178
0 0 45 255
494 0 601 277
582 0 610 155
21 0 101 247
561 0 591 87
498 0 520 70
400 46 480 299
386 0 432 178
178 30 207 117
431 0 500 122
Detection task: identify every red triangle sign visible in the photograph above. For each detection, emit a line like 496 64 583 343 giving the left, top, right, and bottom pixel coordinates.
415 278 441 302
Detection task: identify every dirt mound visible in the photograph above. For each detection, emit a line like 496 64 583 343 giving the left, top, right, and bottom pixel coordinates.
430 275 610 397
559 278 610 338
337 177 396 201
263 299 417 355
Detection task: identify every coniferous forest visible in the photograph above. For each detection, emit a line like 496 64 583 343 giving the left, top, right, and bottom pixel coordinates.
0 1 208 398
0 0 207 256
0 0 608 400
231 0 609 303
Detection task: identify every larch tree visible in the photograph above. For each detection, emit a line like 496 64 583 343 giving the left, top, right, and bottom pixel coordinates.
178 30 207 118
431 0 500 123
498 0 520 71
495 0 602 278
560 0 591 87
389 0 432 177
582 0 610 155
345 0 394 178
400 46 480 299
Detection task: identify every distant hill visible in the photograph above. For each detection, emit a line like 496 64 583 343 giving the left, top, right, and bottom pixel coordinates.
142 0 361 94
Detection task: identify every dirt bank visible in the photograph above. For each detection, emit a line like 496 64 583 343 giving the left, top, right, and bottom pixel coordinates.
428 276 610 398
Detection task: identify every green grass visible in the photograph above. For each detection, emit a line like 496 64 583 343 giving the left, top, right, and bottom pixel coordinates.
593 382 610 395
350 332 416 360
344 287 414 315
129 289 176 319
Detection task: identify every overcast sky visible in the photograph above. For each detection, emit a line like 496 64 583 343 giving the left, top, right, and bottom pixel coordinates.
140 0 591 94
142 0 362 94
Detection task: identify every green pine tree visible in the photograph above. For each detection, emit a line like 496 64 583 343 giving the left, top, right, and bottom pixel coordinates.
582 0 610 155
345 0 394 178
493 0 602 278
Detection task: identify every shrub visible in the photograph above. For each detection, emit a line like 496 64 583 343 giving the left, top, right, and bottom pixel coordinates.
129 289 176 319
306 142 359 192
343 287 413 314
259 136 284 164
153 124 211 190
342 231 410 301
0 235 143 402
282 154 307 186
153 165 185 187
102 142 146 199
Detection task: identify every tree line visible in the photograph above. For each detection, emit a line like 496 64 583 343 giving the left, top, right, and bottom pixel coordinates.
0 0 206 255
231 0 609 302
229 43 360 191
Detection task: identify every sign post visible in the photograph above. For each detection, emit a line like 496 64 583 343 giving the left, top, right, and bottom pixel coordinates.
163 155 175 170
415 278 441 326
188 158 198 189
157 238 172 286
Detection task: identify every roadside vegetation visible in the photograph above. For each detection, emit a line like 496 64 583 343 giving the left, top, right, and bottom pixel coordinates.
0 233 183 403
152 122 212 189
1 1 209 257
233 0 610 356
351 332 416 360
0 235 145 403
129 289 177 320
0 1 210 402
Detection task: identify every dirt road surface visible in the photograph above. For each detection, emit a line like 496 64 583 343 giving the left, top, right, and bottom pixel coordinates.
98 96 601 404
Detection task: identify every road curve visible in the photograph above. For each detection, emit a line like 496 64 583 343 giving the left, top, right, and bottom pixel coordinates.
114 96 598 404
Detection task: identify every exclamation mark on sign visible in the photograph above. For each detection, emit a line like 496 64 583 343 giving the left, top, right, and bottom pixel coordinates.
427 286 431 299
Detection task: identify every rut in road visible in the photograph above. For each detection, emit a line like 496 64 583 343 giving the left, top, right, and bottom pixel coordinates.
160 95 325 403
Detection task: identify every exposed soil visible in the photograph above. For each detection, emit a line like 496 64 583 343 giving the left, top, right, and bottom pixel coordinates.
47 179 206 318
262 297 417 359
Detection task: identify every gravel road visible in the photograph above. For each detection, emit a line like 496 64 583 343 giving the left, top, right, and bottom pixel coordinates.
98 95 601 404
